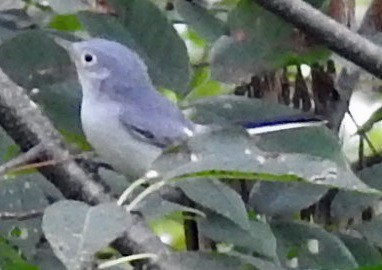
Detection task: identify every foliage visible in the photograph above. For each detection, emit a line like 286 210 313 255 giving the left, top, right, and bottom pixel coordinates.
0 0 381 270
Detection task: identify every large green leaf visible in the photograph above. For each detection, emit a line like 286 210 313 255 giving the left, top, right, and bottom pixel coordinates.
158 251 249 270
78 0 190 95
330 191 379 220
338 234 382 267
198 213 277 259
177 178 249 230
358 163 382 190
248 182 328 216
257 127 346 165
36 79 83 136
151 96 376 193
42 201 131 270
332 164 382 218
0 30 85 137
31 244 66 270
271 221 358 269
152 127 375 193
0 30 72 89
356 218 382 249
231 253 285 270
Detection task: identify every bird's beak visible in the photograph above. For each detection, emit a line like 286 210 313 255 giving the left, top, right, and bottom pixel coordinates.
54 37 76 61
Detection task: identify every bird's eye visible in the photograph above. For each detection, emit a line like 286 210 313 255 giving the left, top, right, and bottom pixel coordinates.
84 54 93 62
81 52 97 66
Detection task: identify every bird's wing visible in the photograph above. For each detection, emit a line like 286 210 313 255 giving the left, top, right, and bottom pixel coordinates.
116 85 194 149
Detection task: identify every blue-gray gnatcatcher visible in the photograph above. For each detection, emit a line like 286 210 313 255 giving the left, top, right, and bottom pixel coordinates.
66 38 323 179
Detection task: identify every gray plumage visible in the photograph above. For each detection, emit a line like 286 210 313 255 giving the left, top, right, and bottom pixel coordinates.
71 39 194 178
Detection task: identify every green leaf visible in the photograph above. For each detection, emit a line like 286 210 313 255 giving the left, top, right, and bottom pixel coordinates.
49 14 82 32
190 66 210 88
42 201 132 270
149 213 186 251
0 238 38 270
153 127 375 193
177 178 250 230
31 244 66 270
199 213 277 259
358 162 382 191
356 218 382 249
248 182 328 216
338 234 382 267
330 191 379 220
159 251 250 270
168 96 376 193
231 252 285 270
0 30 72 89
185 80 232 101
0 30 84 138
271 220 358 269
34 79 83 137
175 0 227 43
78 0 190 95
257 127 346 166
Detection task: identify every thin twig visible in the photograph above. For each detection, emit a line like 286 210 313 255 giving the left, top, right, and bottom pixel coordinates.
117 177 148 206
4 152 96 175
0 144 44 175
98 253 158 269
125 181 167 212
347 110 380 156
0 209 44 220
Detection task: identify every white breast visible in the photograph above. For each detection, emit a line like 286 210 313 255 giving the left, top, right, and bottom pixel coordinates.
80 97 161 178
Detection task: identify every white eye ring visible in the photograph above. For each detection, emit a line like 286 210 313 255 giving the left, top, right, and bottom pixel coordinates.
81 52 97 66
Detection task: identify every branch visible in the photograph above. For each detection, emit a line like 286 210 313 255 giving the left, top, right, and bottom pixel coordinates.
0 70 171 269
0 209 44 220
254 0 382 79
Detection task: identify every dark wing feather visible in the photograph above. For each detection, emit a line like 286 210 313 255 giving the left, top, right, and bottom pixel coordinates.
115 84 194 149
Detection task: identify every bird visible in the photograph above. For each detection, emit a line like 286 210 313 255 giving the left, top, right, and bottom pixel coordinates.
63 38 324 179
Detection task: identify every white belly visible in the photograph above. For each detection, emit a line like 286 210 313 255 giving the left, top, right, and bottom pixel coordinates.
80 99 161 178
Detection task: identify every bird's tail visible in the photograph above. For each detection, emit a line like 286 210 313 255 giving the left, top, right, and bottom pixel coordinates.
241 116 327 135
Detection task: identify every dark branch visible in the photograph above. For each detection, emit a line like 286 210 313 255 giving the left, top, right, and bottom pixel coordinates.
254 0 382 79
